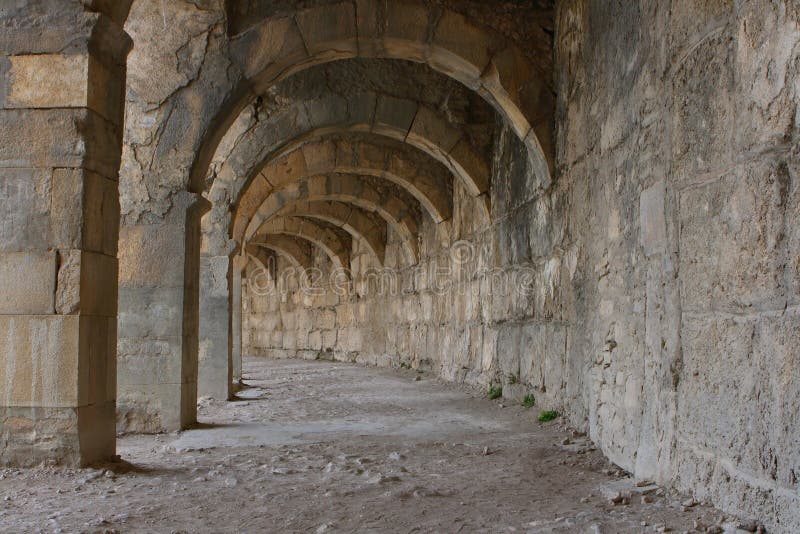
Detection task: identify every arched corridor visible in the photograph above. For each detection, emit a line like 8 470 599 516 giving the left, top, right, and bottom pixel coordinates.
0 0 798 531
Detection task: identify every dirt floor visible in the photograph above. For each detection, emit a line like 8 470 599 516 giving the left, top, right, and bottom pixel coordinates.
0 359 754 533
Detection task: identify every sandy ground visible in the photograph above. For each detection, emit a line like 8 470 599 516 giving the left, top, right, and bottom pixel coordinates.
0 359 753 533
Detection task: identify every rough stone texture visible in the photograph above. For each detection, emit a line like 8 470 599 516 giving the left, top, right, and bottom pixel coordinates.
234 1 798 532
0 1 129 466
244 121 565 406
553 1 800 531
0 1 797 531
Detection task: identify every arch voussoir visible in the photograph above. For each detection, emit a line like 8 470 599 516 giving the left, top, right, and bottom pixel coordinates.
192 0 554 199
240 174 419 264
277 200 387 265
252 216 351 273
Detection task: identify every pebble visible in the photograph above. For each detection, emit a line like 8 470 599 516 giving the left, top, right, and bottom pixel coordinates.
736 520 759 532
271 467 295 475
609 491 630 505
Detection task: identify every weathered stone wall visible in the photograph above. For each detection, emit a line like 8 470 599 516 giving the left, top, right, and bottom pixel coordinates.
0 0 788 527
243 119 569 407
117 0 556 429
242 1 800 531
555 1 799 530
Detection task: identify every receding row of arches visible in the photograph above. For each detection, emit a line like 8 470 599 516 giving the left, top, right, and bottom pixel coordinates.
114 0 555 429
0 0 555 462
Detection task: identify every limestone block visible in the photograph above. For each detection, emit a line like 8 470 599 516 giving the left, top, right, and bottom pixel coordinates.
347 91 377 126
295 310 313 332
82 110 125 179
117 338 182 386
671 32 735 178
117 382 186 433
78 315 114 406
496 324 522 378
481 327 498 372
521 323 567 394
302 140 338 175
271 331 283 347
732 1 800 149
429 10 494 89
321 330 336 350
787 153 800 304
679 160 788 312
105 317 117 402
303 95 350 130
0 109 87 170
448 138 489 195
86 54 126 126
0 405 82 466
295 329 308 347
0 167 53 252
66 169 119 256
308 330 322 350
678 313 800 495
6 54 88 109
295 3 358 56
55 250 81 315
407 106 461 158
117 287 184 340
268 150 309 189
200 255 230 298
0 315 80 407
318 309 336 330
373 96 417 139
352 140 384 170
282 331 297 350
0 251 56 314
79 251 118 318
639 180 666 257
480 45 534 138
231 16 307 83
118 223 186 288
358 0 430 61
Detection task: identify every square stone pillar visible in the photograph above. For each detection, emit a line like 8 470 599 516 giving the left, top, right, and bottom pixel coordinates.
197 250 249 400
0 7 130 466
231 263 244 385
198 254 233 400
117 193 206 432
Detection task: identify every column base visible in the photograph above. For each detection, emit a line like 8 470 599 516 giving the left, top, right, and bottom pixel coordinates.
0 402 115 467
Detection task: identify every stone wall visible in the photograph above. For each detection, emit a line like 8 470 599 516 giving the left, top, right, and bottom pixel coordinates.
243 1 800 530
244 118 570 409
556 0 799 530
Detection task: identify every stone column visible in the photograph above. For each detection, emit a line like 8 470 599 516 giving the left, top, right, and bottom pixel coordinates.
0 5 130 465
198 253 232 400
197 250 248 399
230 256 246 386
117 194 206 431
